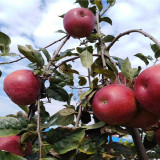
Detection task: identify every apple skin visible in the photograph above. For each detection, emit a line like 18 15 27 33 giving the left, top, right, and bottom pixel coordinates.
155 128 160 145
3 69 41 105
0 135 32 156
126 107 160 128
134 64 160 114
92 84 137 125
63 7 95 38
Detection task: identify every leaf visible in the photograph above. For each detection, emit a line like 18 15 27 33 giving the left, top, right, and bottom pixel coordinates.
0 53 19 57
0 129 21 137
48 108 75 126
80 50 93 68
106 58 118 74
32 50 44 65
40 48 51 62
0 32 11 53
94 0 103 11
112 56 124 69
78 76 87 86
121 58 134 82
82 121 105 130
40 158 58 160
75 0 89 8
107 0 116 5
151 44 160 59
0 71 2 77
18 105 29 114
100 17 112 25
0 150 27 160
46 128 85 154
40 102 50 123
18 45 38 63
102 35 115 42
94 68 116 82
134 53 149 65
55 30 66 34
47 85 69 102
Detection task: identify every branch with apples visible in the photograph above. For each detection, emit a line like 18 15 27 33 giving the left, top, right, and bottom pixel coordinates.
1 0 160 160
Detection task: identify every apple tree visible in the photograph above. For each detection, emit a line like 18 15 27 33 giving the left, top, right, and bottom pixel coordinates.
1 0 160 160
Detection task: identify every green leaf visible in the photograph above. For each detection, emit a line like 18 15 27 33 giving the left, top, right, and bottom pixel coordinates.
121 58 134 82
100 17 112 25
112 56 124 69
40 48 51 62
78 76 87 86
78 138 96 154
107 0 116 5
94 0 103 11
106 58 118 74
0 129 21 137
40 158 58 160
40 102 50 123
0 53 19 57
91 57 102 77
48 108 75 126
46 128 85 154
0 150 26 160
102 35 115 42
94 68 116 82
134 53 149 65
18 105 29 114
75 0 89 8
80 50 93 68
82 121 105 130
32 50 44 65
0 71 2 77
47 85 69 102
150 44 160 59
0 32 11 53
89 6 97 15
56 30 66 34
18 45 38 63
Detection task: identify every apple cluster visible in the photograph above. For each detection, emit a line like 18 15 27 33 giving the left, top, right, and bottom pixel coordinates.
92 64 160 129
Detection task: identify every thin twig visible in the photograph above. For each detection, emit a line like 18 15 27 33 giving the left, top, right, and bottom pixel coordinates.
0 57 25 65
106 29 160 51
75 105 82 127
37 99 43 159
46 35 70 70
70 86 90 90
88 68 91 86
100 4 111 17
39 35 68 51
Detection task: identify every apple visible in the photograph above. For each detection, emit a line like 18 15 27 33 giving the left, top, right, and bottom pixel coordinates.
3 69 41 105
63 7 95 38
134 64 160 114
0 135 32 156
126 107 160 128
92 84 137 125
155 128 160 145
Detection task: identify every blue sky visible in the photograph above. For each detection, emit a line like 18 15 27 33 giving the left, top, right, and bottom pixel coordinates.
0 0 160 116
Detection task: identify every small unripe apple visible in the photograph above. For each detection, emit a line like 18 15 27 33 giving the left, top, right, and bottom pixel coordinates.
0 135 32 156
92 84 137 125
126 107 160 128
134 64 160 114
63 7 95 38
3 69 41 105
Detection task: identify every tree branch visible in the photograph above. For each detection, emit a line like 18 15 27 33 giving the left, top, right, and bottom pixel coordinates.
129 128 148 160
106 29 160 51
37 99 43 159
75 105 82 127
39 35 68 51
46 35 70 70
0 57 25 65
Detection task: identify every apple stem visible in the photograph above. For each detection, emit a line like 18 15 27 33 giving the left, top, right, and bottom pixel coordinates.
106 29 160 51
46 35 70 70
129 128 149 160
37 99 43 159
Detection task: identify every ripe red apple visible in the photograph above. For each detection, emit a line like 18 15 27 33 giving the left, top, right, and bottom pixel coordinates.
155 128 160 145
0 135 32 156
63 7 95 38
126 107 160 128
134 64 160 114
3 69 41 105
92 84 137 125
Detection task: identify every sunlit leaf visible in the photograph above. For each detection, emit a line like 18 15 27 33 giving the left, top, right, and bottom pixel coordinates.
80 50 93 68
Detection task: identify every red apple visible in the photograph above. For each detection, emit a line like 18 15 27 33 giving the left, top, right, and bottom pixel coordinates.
63 7 95 38
0 135 32 156
155 128 160 145
92 84 137 125
126 107 160 128
134 64 160 114
3 69 41 105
